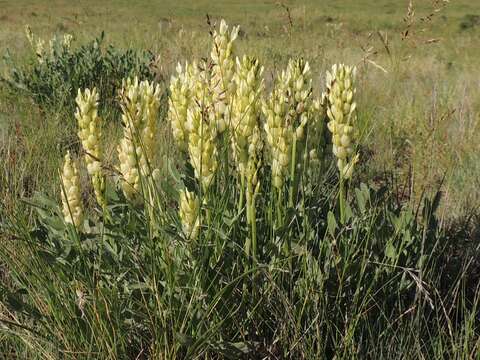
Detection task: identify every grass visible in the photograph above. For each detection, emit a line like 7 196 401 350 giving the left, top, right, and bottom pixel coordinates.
1 0 480 359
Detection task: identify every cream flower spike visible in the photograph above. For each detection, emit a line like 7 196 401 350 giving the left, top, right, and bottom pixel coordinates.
179 189 200 240
325 64 359 179
263 58 313 189
231 55 264 181
63 34 73 50
35 38 45 63
168 62 194 151
75 87 105 207
118 77 161 203
61 151 83 228
210 19 240 133
25 25 34 47
139 78 162 166
186 63 218 191
263 67 293 190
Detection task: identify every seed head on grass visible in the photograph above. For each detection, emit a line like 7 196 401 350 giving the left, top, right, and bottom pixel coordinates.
60 151 83 228
326 64 359 179
75 87 105 207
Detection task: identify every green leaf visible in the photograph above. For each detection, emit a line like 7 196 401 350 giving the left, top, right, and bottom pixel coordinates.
385 242 397 260
327 211 337 237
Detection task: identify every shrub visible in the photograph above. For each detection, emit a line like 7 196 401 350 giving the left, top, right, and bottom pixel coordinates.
1 30 158 117
459 14 480 31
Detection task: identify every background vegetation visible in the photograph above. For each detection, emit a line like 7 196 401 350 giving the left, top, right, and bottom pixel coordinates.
1 0 479 359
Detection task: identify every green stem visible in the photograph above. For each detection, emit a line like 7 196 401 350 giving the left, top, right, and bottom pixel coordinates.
339 175 346 224
251 192 257 262
276 188 282 227
245 180 257 263
288 136 297 207
238 175 245 214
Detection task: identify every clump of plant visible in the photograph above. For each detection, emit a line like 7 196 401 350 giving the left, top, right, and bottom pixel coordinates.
1 20 469 360
1 28 158 117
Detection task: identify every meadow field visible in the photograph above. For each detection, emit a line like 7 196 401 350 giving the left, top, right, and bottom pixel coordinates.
1 0 480 358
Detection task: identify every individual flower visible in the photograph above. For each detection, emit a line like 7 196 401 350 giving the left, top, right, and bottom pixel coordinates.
325 64 359 179
178 189 200 239
60 151 83 228
75 87 105 207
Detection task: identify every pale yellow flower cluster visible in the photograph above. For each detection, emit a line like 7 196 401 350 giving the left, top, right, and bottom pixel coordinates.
25 25 45 62
117 77 161 202
61 151 83 227
169 19 241 237
167 60 220 236
263 72 292 189
168 62 195 151
75 88 105 207
210 19 239 133
286 59 313 141
63 34 73 49
166 20 363 240
140 79 162 163
231 55 264 212
24 25 73 63
263 59 313 189
25 25 34 46
325 64 359 179
306 96 327 166
186 66 218 191
178 189 200 239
